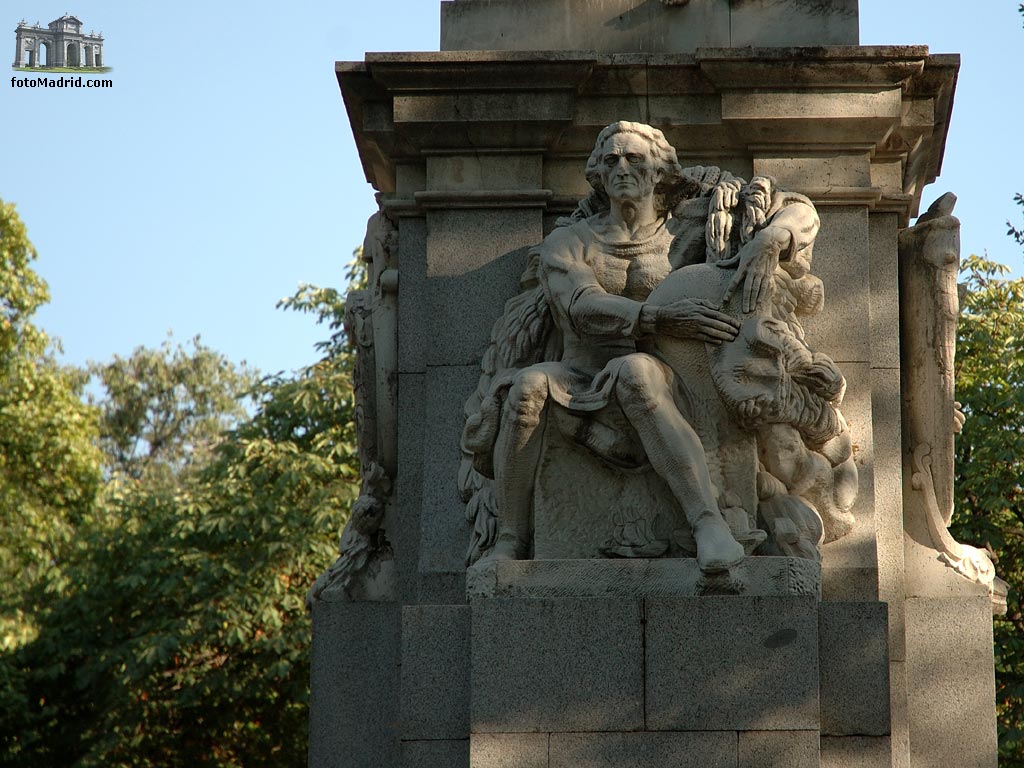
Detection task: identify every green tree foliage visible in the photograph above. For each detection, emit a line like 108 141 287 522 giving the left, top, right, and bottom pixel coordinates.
90 337 256 485
0 200 102 651
953 254 1024 762
0 204 359 766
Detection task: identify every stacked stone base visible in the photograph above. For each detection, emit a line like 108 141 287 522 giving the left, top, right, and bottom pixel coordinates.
310 559 894 768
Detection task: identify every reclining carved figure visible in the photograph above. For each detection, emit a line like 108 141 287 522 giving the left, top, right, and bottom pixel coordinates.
460 121 857 573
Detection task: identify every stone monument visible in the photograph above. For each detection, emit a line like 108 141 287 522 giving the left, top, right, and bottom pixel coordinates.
309 2 1007 766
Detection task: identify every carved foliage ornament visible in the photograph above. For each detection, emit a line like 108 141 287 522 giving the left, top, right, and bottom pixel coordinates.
308 208 399 605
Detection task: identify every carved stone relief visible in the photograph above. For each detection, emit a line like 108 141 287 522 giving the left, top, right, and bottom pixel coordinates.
309 208 399 604
899 193 1007 610
460 122 857 576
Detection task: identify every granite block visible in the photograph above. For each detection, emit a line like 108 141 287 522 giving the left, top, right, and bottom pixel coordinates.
398 217 428 374
729 0 857 47
425 209 541 367
471 598 643 732
753 152 871 190
800 206 871 365
646 597 820 731
819 602 890 735
470 733 549 768
820 567 878 602
309 602 400 768
905 597 998 767
401 605 471 740
889 660 910 768
870 366 905 660
396 372 424 604
426 155 542 192
868 213 900 369
402 739 469 768
820 736 892 768
418 364 478 593
549 731 737 768
738 730 819 768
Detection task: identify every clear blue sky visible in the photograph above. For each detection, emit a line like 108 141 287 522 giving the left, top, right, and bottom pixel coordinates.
1 1 1021 376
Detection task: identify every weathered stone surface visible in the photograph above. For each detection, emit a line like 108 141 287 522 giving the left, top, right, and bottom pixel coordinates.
889 660 910 768
820 566 877 602
440 0 857 53
870 365 906 660
395 372 424 604
426 154 543 193
418 364 477 596
401 739 469 768
752 151 871 191
738 730 819 768
398 217 428 374
548 731 737 768
309 602 400 768
905 597 998 767
401 605 470 740
868 213 900 369
471 598 643 732
801 206 871 365
646 597 820 730
820 736 892 768
425 209 541 367
470 733 549 768
467 557 820 600
819 602 890 736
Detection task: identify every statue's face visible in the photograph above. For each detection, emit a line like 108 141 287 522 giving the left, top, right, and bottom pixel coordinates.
597 132 661 203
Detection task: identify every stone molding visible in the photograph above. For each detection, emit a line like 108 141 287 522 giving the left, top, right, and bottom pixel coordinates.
338 47 956 222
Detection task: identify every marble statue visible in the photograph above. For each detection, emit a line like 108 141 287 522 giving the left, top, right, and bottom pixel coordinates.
460 121 857 574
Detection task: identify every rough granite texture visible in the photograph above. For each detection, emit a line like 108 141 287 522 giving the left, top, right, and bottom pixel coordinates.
820 736 892 768
471 598 644 733
818 602 891 736
645 597 820 731
418 364 477 590
401 605 471 740
905 597 998 767
738 730 820 768
395 372 424 604
548 731 737 768
309 602 400 768
401 739 469 768
470 733 550 768
440 0 858 53
425 209 542 367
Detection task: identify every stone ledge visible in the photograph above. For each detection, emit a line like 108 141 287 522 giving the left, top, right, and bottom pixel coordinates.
467 557 820 600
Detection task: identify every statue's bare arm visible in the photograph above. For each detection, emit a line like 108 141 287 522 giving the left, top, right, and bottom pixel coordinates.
541 244 739 345
724 201 820 313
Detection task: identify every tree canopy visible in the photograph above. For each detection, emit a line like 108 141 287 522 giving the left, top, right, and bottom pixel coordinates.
954 254 1024 763
0 201 358 766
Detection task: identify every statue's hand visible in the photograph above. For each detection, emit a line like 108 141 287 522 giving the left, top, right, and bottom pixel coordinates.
723 226 791 313
653 298 740 344
953 401 966 434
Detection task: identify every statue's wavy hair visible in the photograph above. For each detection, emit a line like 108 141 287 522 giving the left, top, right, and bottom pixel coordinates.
582 121 689 216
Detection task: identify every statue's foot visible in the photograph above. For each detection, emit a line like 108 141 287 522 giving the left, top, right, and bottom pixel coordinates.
479 531 527 563
693 512 745 573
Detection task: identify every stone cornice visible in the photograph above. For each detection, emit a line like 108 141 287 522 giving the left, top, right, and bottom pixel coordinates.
337 47 958 220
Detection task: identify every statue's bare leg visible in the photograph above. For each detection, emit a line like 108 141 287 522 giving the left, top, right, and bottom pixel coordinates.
614 354 744 572
488 369 550 561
